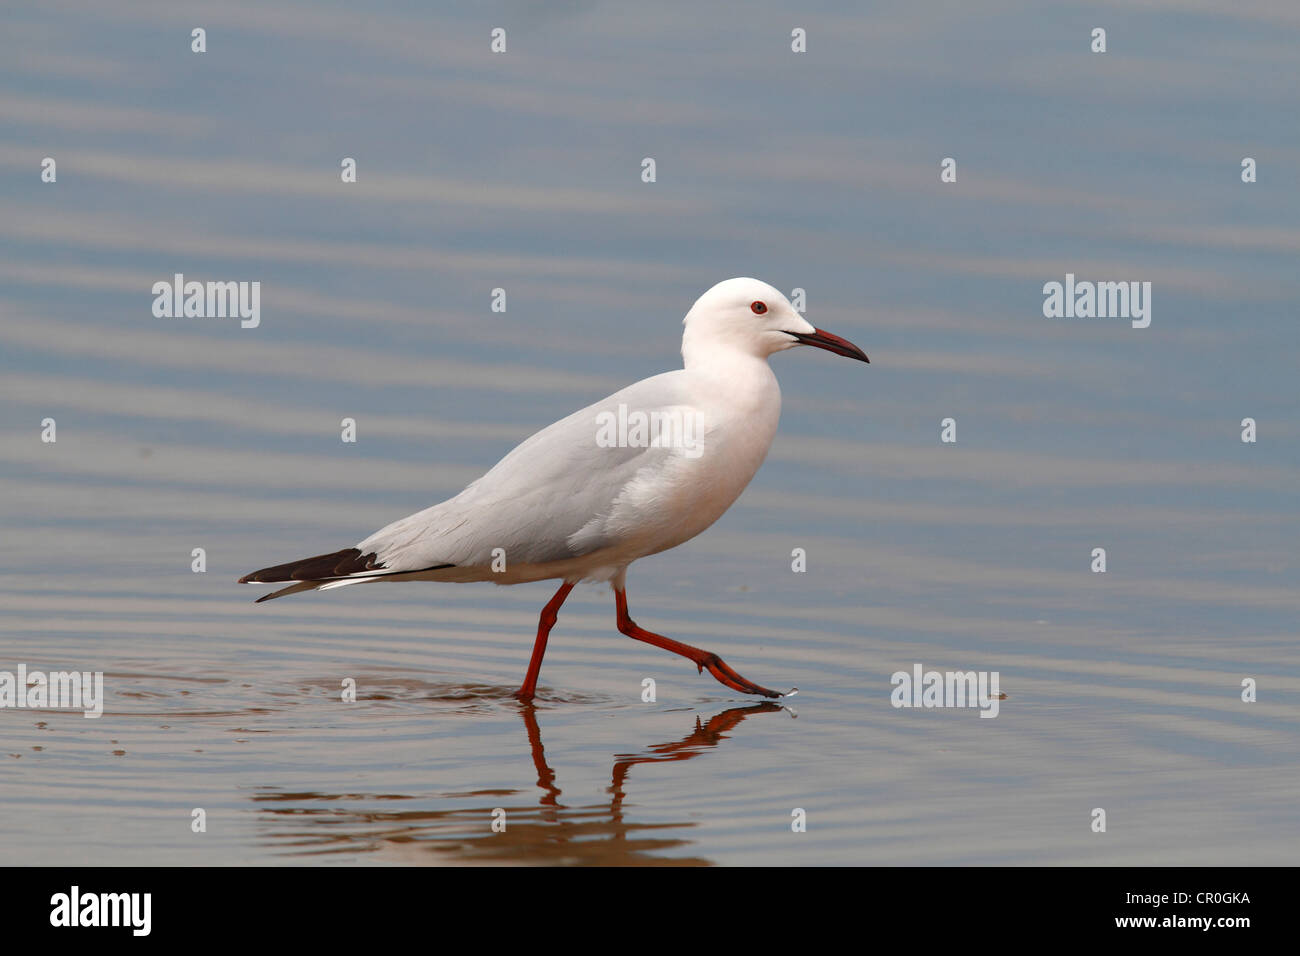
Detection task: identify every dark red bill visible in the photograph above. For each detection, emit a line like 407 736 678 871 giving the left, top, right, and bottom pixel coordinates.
788 328 869 363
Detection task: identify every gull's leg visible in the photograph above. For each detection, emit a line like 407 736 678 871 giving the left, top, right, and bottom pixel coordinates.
513 581 576 701
613 588 782 698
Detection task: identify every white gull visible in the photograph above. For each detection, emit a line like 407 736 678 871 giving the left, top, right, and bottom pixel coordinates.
240 277 868 699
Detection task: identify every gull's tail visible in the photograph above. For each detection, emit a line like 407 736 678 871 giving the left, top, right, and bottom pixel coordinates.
247 580 329 603
239 547 417 603
238 547 379 602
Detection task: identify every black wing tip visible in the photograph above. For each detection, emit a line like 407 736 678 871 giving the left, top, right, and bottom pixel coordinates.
237 547 385 584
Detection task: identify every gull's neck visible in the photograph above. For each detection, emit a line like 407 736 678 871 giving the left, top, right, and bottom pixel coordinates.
680 342 781 419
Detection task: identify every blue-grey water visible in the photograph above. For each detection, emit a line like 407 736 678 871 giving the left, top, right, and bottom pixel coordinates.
1 0 1297 865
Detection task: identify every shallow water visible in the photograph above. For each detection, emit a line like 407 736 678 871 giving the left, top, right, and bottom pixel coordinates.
2 1 1298 865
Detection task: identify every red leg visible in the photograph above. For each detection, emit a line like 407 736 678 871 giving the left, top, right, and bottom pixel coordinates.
614 588 782 698
513 581 575 701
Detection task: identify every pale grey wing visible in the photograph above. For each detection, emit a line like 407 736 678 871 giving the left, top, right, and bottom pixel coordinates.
356 371 696 572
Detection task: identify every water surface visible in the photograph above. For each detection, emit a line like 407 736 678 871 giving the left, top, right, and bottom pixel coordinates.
1 0 1297 865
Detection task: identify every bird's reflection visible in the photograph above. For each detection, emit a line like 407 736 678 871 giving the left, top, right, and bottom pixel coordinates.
255 700 783 865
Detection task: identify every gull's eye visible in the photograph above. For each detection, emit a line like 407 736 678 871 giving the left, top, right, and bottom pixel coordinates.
750 301 767 315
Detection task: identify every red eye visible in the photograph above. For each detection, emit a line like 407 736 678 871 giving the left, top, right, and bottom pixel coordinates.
750 301 767 314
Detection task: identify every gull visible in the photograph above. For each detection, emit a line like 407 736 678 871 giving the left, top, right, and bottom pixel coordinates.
239 278 868 700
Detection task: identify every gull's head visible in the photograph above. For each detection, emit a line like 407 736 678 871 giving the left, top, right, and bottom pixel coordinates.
682 277 869 367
